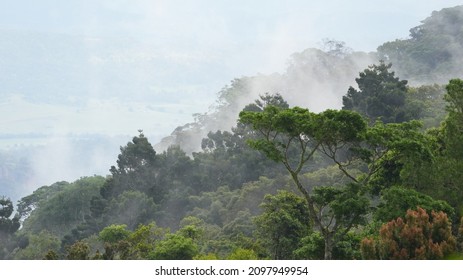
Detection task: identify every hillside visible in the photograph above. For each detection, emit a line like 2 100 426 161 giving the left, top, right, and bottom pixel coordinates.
1 5 463 260
157 6 463 154
378 5 463 84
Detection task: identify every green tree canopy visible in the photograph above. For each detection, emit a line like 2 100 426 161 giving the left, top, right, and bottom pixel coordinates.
254 190 310 259
374 186 455 223
239 105 369 259
378 6 463 84
101 131 164 202
342 62 408 124
442 79 463 159
149 233 198 260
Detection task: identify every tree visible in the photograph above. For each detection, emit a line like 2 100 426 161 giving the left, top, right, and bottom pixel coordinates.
374 186 455 224
442 79 463 159
404 84 446 128
254 190 310 259
0 196 20 259
18 177 103 239
194 93 288 192
395 80 463 214
0 196 20 237
294 231 362 260
66 241 91 260
227 248 258 260
126 222 167 259
149 233 198 260
105 190 158 230
98 222 168 260
98 224 131 260
101 131 164 202
12 230 61 260
99 224 131 244
377 6 463 84
239 105 369 259
16 181 69 222
342 62 408 124
362 120 433 195
361 208 456 259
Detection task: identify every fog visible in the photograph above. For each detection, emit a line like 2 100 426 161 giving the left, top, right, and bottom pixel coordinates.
1 0 462 201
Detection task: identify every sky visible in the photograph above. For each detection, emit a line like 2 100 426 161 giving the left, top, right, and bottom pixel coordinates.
1 0 462 192
2 0 463 75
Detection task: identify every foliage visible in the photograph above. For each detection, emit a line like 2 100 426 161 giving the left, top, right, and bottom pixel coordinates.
192 94 287 192
127 222 167 259
13 230 61 260
362 120 433 194
44 250 59 260
239 104 372 259
313 183 369 229
361 208 456 259
342 61 408 124
394 80 463 215
99 224 131 244
378 6 463 84
105 190 157 230
405 84 446 128
98 222 169 260
227 248 258 260
16 181 69 221
101 131 165 204
374 186 455 223
18 177 104 238
294 231 362 260
0 196 20 237
442 79 463 159
293 232 325 259
254 190 310 259
193 253 219 260
8 13 463 260
149 233 198 260
66 240 91 260
0 196 20 259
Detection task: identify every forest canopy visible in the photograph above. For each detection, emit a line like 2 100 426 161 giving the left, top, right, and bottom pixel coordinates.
2 5 463 260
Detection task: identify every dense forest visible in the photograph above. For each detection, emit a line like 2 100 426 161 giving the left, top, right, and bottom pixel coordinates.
2 6 463 260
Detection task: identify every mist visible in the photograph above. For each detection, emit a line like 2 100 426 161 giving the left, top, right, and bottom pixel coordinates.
1 1 463 201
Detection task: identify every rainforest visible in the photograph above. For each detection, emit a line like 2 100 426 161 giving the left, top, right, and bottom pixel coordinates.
1 5 463 260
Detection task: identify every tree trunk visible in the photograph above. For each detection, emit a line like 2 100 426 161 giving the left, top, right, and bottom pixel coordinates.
324 234 334 260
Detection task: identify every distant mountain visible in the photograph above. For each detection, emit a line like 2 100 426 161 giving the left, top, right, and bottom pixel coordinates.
158 5 463 154
378 5 463 84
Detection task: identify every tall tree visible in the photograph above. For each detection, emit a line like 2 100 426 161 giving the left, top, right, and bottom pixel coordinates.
254 190 310 259
442 79 463 159
397 79 463 214
239 105 369 259
342 62 408 124
101 131 162 201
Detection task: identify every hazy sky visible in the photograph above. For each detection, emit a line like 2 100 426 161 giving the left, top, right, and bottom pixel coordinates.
2 0 462 75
